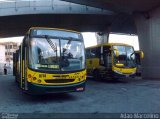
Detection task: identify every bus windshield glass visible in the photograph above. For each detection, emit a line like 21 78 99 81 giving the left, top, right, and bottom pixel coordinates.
113 45 136 68
29 37 85 71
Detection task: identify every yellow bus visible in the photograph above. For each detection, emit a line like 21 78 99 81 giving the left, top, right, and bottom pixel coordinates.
86 43 144 80
13 27 86 94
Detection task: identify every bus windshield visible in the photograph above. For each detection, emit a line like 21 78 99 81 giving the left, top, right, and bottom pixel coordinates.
113 45 136 68
29 37 85 71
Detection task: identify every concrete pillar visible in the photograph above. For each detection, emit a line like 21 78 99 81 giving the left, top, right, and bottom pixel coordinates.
96 32 109 44
134 7 160 79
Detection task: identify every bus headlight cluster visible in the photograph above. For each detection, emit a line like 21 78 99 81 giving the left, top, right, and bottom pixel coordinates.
32 77 37 81
32 77 42 84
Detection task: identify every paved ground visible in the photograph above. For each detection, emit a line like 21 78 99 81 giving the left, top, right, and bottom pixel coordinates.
0 75 160 114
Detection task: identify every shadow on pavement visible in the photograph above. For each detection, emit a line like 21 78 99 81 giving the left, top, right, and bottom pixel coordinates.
23 93 77 103
86 77 129 84
13 82 79 103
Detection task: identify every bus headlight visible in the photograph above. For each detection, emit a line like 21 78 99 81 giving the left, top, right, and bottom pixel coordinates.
32 77 37 81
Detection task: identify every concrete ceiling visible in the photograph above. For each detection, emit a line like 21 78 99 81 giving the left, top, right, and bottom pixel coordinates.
1 0 159 38
0 14 136 38
61 0 160 14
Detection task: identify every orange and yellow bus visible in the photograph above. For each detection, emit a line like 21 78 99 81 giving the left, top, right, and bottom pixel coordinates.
13 27 86 94
86 43 144 80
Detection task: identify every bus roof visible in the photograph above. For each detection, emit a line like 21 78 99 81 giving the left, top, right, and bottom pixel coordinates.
85 43 133 49
28 27 80 34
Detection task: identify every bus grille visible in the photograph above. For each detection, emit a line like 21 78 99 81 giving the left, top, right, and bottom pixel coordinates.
45 79 75 83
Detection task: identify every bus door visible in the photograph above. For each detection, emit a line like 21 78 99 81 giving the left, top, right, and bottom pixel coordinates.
20 40 28 90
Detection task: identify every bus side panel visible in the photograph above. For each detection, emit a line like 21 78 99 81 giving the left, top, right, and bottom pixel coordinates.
15 47 21 85
20 45 23 88
20 42 28 90
15 50 19 82
19 44 25 90
24 46 28 90
87 58 100 68
13 53 16 76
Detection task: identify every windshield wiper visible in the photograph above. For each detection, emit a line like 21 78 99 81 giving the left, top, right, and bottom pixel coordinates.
61 38 74 68
62 38 74 59
63 38 73 53
44 35 57 52
44 35 58 62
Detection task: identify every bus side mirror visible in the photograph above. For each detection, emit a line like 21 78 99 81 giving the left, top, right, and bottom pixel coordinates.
110 48 119 57
135 51 144 59
140 51 144 59
135 50 144 65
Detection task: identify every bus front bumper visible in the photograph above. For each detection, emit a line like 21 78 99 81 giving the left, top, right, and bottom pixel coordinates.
27 81 85 95
112 70 136 79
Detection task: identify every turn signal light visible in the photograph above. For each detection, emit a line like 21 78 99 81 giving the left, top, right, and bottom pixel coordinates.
28 74 32 78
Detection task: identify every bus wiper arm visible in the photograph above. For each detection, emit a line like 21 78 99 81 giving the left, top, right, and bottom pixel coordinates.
63 38 73 53
44 35 58 62
44 35 57 52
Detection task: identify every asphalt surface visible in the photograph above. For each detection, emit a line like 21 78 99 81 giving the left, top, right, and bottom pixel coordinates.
0 75 160 114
